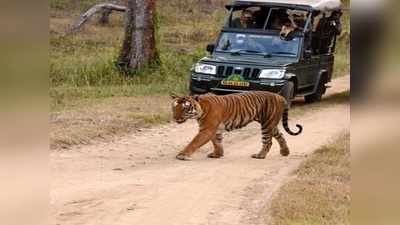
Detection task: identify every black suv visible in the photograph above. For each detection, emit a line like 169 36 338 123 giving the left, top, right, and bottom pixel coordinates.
189 0 343 104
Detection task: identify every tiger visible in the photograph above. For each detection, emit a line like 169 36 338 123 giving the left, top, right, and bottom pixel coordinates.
171 91 303 161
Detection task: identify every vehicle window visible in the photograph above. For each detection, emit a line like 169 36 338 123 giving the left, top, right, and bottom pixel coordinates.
266 8 290 30
228 6 268 29
216 32 300 57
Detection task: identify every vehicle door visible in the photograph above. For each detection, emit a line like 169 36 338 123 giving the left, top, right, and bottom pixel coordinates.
304 49 321 86
301 13 321 87
295 43 319 90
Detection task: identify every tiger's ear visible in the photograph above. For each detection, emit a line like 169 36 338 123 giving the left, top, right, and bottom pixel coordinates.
170 94 178 99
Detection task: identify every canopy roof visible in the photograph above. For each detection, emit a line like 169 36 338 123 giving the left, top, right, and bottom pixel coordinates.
231 0 342 11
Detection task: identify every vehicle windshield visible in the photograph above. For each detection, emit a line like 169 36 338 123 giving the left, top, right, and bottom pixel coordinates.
215 32 301 57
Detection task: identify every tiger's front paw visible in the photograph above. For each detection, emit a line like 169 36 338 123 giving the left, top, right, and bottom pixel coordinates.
207 152 223 159
280 148 290 157
176 153 192 161
251 153 266 159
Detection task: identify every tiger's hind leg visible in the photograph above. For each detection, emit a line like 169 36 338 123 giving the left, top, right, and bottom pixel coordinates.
208 130 224 158
272 127 290 156
252 128 273 159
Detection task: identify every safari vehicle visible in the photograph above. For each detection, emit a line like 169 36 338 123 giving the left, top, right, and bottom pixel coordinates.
189 0 343 104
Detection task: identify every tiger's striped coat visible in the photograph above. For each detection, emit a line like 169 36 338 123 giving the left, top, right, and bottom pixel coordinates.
171 91 302 160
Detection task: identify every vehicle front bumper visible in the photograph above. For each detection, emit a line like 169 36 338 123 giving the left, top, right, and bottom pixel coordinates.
190 73 287 94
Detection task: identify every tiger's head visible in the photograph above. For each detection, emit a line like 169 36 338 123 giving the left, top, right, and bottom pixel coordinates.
170 95 203 124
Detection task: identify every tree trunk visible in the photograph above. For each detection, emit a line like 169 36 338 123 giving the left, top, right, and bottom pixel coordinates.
118 0 158 71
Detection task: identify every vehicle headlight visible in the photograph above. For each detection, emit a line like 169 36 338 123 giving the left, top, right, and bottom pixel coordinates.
194 63 216 75
259 69 286 79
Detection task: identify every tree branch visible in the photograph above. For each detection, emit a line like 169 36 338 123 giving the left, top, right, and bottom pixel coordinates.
65 3 127 35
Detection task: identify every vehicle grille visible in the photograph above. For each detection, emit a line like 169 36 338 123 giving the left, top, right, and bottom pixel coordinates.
217 66 225 76
225 66 233 76
251 68 260 78
243 68 251 78
215 66 261 79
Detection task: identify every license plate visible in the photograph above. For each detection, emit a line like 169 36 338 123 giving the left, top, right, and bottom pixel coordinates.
221 80 250 87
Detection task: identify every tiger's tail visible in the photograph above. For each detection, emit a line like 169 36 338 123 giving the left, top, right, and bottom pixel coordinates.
282 107 303 136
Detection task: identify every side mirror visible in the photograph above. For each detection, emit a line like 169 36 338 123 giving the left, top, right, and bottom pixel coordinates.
304 49 312 59
206 43 215 54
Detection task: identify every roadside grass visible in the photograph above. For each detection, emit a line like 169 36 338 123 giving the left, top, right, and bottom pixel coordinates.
333 35 350 78
333 8 350 78
269 132 350 225
50 96 172 149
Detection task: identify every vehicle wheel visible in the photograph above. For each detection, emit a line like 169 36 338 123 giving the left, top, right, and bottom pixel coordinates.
281 81 295 108
304 80 326 103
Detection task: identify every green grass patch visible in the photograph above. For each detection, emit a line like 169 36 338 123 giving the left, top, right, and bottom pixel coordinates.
333 8 350 78
50 47 205 111
49 0 69 10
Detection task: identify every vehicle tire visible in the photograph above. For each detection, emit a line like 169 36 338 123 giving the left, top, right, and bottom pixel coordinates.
281 81 295 108
304 79 326 103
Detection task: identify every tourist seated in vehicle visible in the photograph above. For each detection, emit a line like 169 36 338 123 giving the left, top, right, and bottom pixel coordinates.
225 3 342 56
231 9 256 28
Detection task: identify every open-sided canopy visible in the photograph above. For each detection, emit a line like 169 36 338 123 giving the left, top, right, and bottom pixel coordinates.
230 0 342 11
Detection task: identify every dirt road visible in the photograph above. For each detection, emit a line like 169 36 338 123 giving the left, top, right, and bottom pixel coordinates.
51 76 349 225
